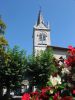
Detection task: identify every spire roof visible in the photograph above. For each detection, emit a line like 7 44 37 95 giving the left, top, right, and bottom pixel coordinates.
34 10 50 30
37 9 44 25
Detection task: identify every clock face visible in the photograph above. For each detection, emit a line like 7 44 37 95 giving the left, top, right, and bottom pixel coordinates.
39 33 47 44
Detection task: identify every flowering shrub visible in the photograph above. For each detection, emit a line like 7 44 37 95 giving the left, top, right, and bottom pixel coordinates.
65 46 75 87
31 91 39 100
61 67 70 74
48 75 61 86
22 93 30 100
60 96 73 100
65 46 75 66
22 87 73 100
53 92 60 100
21 46 75 100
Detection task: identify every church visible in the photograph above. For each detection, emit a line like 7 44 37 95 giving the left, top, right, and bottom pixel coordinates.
33 10 68 59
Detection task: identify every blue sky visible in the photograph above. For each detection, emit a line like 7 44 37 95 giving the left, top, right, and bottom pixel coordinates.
0 0 75 55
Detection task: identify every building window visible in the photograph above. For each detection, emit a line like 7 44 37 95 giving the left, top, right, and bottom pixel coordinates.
39 33 46 43
43 34 46 41
39 34 42 41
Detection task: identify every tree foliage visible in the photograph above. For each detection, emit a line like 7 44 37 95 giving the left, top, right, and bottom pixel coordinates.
0 36 8 47
5 46 27 89
27 49 58 88
0 18 28 98
0 45 27 98
0 18 6 34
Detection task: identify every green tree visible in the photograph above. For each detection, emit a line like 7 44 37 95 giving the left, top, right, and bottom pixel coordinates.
27 49 58 89
0 45 27 99
4 46 27 97
0 17 8 99
0 36 8 47
0 17 6 35
0 47 9 98
0 17 28 99
0 17 8 49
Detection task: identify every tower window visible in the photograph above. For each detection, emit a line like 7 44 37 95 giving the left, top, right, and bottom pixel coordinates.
43 34 46 41
39 34 42 41
39 33 46 42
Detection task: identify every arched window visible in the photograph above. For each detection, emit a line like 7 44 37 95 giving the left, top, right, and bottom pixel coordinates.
43 34 46 41
39 33 46 41
39 34 42 41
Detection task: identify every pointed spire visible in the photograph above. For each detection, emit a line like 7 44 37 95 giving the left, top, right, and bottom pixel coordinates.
37 9 44 25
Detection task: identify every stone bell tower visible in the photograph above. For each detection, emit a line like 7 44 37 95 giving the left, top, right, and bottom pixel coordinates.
33 10 51 55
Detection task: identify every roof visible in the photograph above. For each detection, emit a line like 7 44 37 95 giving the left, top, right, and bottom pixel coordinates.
47 45 69 51
34 10 50 30
37 9 44 25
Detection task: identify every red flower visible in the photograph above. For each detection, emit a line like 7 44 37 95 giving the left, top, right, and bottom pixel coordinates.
53 92 59 100
40 93 49 100
30 91 39 100
65 46 75 66
68 46 73 50
35 96 39 100
72 90 75 94
60 96 73 100
64 59 70 65
41 86 51 93
31 91 39 96
39 87 51 100
22 93 30 100
68 46 75 55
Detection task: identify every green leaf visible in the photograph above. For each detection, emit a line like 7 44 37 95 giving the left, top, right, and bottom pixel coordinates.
49 96 53 100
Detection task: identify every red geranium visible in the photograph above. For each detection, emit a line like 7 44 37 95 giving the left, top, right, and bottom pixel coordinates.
41 86 51 93
65 46 75 66
30 91 39 100
53 92 60 100
68 46 75 55
39 87 51 100
22 93 30 100
31 91 39 96
60 96 73 100
72 89 75 95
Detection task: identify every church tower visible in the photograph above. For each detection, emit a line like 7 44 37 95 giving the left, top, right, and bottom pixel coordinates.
33 10 51 55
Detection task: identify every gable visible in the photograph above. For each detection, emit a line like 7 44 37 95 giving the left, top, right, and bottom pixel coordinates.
34 23 49 30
